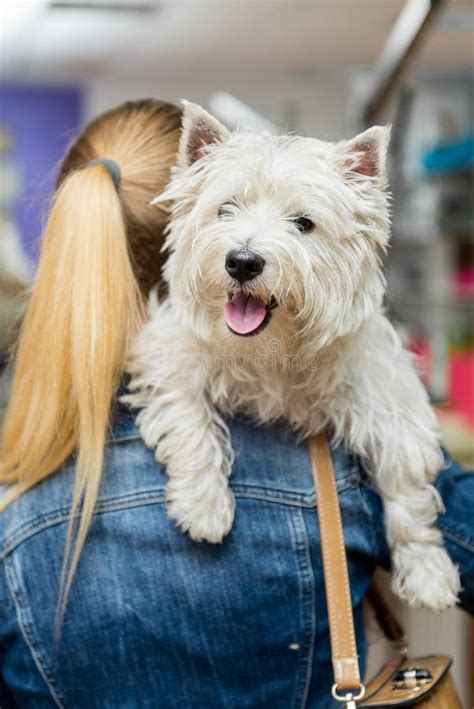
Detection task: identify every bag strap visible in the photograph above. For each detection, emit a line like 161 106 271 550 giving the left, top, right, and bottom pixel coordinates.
365 581 407 655
307 433 366 706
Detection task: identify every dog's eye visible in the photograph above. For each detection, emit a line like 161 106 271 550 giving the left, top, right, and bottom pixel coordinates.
218 201 237 218
292 217 314 233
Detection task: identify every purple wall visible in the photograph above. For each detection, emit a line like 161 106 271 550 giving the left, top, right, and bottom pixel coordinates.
0 84 82 260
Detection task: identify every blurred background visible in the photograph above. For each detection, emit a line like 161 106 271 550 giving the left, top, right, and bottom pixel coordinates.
0 0 473 703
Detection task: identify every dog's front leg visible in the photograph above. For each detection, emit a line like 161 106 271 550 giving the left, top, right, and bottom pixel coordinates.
340 320 460 610
351 400 460 611
136 382 235 543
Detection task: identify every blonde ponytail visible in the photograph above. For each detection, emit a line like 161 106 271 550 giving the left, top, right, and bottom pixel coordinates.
0 98 182 618
0 163 143 615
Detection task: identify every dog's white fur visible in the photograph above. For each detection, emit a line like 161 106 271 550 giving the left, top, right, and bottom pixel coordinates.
126 103 460 611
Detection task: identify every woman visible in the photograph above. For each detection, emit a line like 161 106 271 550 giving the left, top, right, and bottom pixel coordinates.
0 99 472 708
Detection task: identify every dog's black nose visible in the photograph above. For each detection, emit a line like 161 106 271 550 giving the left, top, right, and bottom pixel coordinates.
225 249 265 283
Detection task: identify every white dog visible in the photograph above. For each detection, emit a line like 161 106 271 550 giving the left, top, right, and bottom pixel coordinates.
126 102 460 611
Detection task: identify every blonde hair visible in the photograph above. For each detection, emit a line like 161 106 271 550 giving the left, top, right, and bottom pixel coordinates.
0 99 182 618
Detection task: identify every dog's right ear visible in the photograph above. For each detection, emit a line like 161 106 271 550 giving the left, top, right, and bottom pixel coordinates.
336 125 391 186
178 101 230 168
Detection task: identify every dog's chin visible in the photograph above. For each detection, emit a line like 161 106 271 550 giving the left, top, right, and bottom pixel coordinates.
223 290 278 337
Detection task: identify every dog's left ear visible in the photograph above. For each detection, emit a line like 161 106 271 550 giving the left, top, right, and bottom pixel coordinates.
178 101 230 168
337 125 391 184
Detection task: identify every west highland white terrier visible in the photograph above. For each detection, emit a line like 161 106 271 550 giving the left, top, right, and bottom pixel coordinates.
126 102 460 610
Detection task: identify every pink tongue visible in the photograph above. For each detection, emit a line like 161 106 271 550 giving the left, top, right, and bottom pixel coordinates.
224 292 267 334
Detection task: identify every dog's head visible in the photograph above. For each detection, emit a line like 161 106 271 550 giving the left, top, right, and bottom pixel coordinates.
158 102 391 351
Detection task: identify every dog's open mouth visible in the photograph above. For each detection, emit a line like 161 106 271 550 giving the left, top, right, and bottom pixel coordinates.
224 291 277 336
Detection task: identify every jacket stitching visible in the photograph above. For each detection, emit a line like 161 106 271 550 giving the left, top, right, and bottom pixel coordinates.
361 480 474 556
356 481 381 563
292 507 316 709
442 529 474 555
1 490 166 556
108 433 141 444
0 476 358 560
3 558 67 708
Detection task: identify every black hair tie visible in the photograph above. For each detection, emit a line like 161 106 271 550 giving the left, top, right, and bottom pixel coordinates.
89 158 121 190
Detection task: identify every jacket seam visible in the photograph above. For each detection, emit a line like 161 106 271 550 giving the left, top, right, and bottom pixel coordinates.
108 433 141 444
441 529 474 555
0 477 358 560
356 482 381 562
361 479 474 556
3 558 66 708
0 491 165 560
292 507 316 709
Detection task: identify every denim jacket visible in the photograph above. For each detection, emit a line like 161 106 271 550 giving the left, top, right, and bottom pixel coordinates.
0 401 473 708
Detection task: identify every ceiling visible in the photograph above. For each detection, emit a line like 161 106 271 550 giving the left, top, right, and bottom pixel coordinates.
1 0 473 83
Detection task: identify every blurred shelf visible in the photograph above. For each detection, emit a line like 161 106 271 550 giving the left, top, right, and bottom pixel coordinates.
392 228 473 246
439 218 474 236
389 298 474 310
437 408 474 468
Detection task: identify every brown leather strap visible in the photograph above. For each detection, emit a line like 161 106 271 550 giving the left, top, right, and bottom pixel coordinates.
307 433 363 695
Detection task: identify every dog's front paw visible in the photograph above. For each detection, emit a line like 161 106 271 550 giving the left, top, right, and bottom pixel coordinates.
166 478 235 544
392 542 460 611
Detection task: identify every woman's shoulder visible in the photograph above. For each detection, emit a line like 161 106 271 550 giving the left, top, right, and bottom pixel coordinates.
0 401 362 561
0 401 154 559
0 404 368 709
